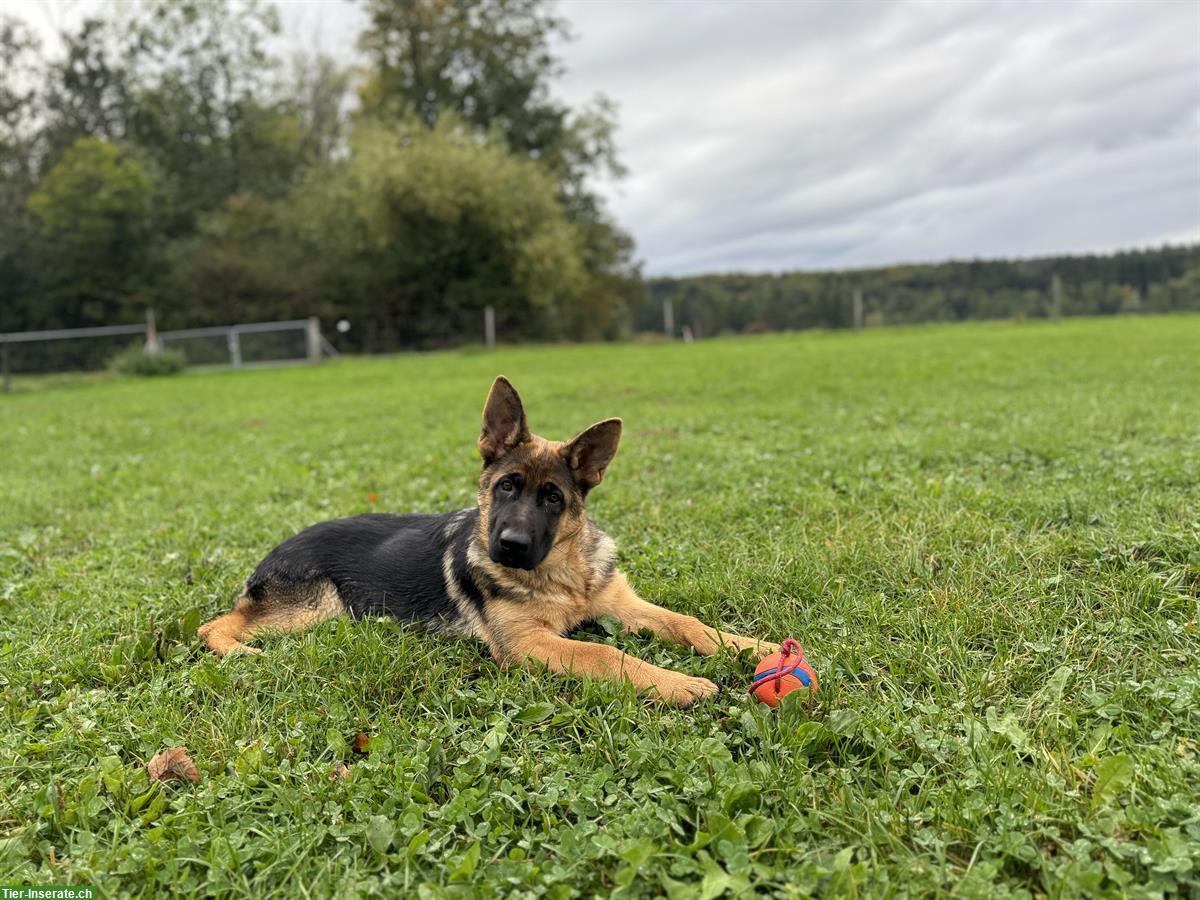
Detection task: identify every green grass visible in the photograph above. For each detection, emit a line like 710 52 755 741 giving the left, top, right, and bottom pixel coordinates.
1 317 1198 898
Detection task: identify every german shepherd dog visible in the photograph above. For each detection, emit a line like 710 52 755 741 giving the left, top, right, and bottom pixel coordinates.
198 377 779 705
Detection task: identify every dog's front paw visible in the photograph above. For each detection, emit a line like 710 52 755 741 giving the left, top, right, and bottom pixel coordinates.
657 673 719 707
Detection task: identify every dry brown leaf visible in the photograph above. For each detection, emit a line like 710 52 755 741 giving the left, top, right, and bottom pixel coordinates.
330 761 351 779
352 732 370 754
146 746 200 784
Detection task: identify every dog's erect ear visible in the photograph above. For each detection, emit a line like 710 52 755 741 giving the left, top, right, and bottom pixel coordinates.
479 376 530 464
563 418 622 491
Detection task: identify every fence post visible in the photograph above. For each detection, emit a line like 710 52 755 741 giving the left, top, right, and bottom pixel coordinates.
484 305 496 350
145 309 161 354
306 317 322 363
227 328 242 368
1 340 9 393
1051 273 1062 320
663 298 674 339
852 288 864 331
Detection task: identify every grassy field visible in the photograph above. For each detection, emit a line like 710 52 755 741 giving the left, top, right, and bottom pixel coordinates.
1 317 1198 898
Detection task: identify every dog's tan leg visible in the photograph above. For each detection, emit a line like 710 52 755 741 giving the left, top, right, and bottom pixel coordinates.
197 599 263 657
500 626 718 706
594 572 780 658
198 581 344 657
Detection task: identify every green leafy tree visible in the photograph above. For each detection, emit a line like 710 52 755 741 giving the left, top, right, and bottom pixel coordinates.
291 120 588 350
27 0 351 332
40 1 292 232
121 0 284 230
357 0 640 337
0 16 43 332
27 137 158 327
162 191 310 328
358 0 575 158
42 17 132 156
287 52 353 166
0 16 40 151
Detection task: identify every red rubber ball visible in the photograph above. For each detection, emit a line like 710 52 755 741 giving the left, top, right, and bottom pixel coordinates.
750 642 818 707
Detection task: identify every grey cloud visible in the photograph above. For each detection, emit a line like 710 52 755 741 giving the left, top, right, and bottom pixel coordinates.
556 0 1200 274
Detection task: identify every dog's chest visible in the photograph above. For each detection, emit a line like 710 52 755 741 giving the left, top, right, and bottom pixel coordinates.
488 570 594 633
525 585 593 634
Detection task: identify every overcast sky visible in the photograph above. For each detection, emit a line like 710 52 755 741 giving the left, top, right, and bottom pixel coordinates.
10 0 1200 275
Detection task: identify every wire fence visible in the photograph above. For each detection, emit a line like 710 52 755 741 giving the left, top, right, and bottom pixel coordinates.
0 315 339 392
340 304 499 353
157 319 337 368
0 325 153 381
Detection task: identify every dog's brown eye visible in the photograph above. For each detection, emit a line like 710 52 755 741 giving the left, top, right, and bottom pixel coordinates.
498 478 515 493
547 491 562 505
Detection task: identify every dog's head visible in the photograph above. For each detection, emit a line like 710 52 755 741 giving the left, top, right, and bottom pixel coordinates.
476 376 621 571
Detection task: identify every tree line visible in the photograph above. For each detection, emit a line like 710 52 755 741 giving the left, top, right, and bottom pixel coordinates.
1 0 1196 354
0 0 641 351
638 245 1200 338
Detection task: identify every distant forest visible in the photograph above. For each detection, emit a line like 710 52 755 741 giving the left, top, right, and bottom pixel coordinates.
637 244 1200 337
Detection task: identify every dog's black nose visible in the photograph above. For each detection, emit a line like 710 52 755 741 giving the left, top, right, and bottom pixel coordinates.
498 529 532 555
